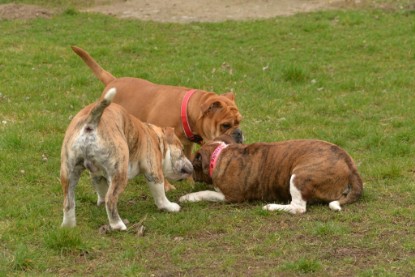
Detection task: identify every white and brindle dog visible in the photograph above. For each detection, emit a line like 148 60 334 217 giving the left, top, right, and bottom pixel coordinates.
180 135 363 213
60 88 193 230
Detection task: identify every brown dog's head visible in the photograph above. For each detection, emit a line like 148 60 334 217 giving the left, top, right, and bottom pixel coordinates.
192 143 216 184
192 135 238 184
197 93 243 144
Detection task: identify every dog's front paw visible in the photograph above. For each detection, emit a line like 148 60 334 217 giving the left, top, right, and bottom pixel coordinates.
179 193 198 203
263 204 279 211
160 202 181 212
110 220 127 231
262 203 306 214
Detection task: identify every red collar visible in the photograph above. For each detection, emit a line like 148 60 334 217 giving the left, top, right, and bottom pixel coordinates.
181 89 203 144
209 142 228 177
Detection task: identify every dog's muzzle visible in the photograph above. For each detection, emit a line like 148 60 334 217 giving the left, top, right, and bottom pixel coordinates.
181 163 194 176
231 128 244 143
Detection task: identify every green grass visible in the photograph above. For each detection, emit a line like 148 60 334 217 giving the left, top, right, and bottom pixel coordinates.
1 1 415 276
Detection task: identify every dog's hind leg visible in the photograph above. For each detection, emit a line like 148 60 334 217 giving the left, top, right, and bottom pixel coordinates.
179 191 226 203
61 165 83 228
105 172 128 231
263 174 307 214
91 176 108 206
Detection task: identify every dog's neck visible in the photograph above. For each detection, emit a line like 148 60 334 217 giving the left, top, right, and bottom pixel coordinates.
181 89 203 144
209 142 228 177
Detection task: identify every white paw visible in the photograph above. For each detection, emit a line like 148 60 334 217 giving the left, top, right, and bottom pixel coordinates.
110 220 127 231
179 193 199 202
161 202 181 212
262 204 279 211
262 204 306 214
61 221 76 228
329 201 342 211
61 209 76 227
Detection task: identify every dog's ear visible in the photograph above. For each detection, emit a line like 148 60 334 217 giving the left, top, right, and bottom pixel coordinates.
163 127 176 144
200 149 212 176
192 152 203 169
222 92 235 101
201 99 223 115
192 149 210 175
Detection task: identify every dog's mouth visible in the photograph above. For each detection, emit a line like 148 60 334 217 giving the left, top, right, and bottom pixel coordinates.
229 128 243 143
217 128 243 144
165 158 193 181
177 162 193 179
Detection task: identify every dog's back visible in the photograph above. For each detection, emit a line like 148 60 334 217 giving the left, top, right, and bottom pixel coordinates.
61 88 129 175
194 139 363 206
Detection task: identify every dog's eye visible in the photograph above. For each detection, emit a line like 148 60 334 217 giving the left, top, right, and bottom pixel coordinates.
221 123 232 130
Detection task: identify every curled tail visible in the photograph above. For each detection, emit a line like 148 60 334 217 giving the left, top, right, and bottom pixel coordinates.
71 46 116 85
86 88 117 127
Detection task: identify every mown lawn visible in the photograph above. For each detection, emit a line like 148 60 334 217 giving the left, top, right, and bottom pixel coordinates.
0 1 414 276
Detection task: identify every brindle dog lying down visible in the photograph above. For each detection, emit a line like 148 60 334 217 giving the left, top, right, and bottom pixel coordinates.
180 135 363 214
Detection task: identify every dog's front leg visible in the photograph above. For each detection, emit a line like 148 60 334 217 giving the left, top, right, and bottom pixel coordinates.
145 173 180 212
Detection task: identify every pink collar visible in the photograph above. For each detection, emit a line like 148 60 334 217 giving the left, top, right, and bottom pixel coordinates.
209 142 228 177
181 89 203 144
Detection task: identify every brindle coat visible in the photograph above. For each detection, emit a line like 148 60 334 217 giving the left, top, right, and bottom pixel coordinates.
185 137 363 212
60 89 193 230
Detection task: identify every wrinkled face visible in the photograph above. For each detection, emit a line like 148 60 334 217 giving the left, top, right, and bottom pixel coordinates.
199 93 243 143
162 128 193 180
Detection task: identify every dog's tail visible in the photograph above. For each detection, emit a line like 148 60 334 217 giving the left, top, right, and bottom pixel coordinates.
86 88 117 127
338 159 363 206
71 46 116 85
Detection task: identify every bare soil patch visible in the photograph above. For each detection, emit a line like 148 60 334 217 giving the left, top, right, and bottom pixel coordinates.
84 0 350 23
0 0 364 22
0 3 53 20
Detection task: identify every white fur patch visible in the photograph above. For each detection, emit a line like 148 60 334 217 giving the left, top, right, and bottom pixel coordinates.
127 162 140 179
162 148 175 179
104 87 117 101
262 174 307 214
329 201 342 211
61 208 76 227
179 191 226 202
149 182 180 212
108 218 127 231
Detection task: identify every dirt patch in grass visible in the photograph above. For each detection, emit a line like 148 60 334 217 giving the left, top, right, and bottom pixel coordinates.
83 0 350 23
1 1 411 22
0 3 53 20
0 0 368 22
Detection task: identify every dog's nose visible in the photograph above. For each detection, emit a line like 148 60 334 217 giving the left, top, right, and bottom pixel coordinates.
232 128 244 143
181 164 193 175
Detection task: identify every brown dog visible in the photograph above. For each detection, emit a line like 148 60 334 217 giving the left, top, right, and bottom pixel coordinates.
60 88 193 230
71 46 243 157
72 46 243 190
180 136 363 213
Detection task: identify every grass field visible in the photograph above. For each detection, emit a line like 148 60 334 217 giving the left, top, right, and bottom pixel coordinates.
1 1 415 276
